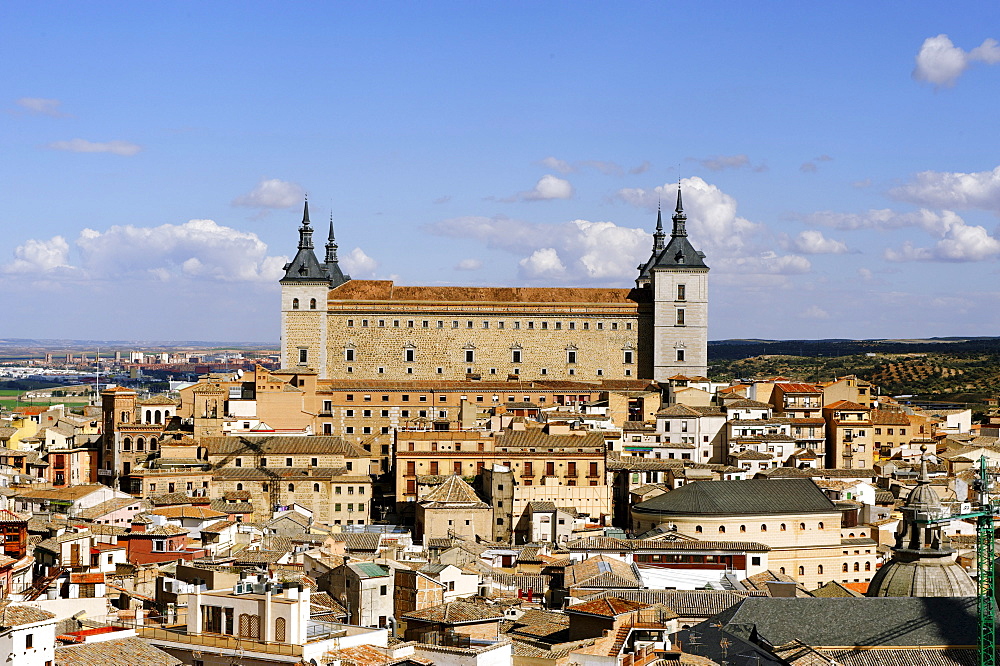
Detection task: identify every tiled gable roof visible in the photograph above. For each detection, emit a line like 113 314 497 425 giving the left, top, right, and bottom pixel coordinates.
633 478 837 516
400 600 504 624
54 636 180 666
566 596 650 617
420 475 488 507
0 603 56 627
203 435 368 458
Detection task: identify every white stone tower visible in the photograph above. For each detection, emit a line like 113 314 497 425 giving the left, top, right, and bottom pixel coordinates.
636 186 709 381
279 199 350 375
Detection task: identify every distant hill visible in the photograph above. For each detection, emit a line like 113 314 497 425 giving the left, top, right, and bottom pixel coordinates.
709 337 1000 361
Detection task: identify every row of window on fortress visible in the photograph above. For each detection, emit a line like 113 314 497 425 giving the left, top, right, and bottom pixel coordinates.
298 347 658 374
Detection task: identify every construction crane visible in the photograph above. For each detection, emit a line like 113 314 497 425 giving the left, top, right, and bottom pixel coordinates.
919 455 998 666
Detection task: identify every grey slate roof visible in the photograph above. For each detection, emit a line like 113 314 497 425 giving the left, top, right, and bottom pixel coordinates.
694 596 983 649
632 478 836 517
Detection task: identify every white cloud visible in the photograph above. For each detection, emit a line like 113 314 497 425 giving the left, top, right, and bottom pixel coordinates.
786 230 848 254
3 220 286 283
46 138 141 156
889 165 1000 212
617 176 759 256
16 97 68 117
341 247 378 277
454 258 482 271
884 223 1000 262
518 248 566 279
427 215 647 282
232 179 305 208
538 157 574 174
802 305 830 320
520 174 574 201
1 236 72 274
913 34 1000 87
431 177 810 285
803 207 967 234
629 161 651 175
800 162 818 173
858 268 873 281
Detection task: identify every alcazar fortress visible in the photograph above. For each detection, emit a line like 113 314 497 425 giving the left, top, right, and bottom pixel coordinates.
280 190 708 383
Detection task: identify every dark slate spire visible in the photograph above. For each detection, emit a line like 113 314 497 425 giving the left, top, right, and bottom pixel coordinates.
324 212 339 265
298 197 315 250
323 210 351 288
671 184 687 238
653 200 666 252
635 181 708 277
280 197 330 283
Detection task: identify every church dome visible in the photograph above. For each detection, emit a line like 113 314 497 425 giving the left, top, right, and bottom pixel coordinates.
867 550 976 597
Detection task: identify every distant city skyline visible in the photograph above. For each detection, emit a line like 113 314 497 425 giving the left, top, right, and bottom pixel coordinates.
3 3 1000 342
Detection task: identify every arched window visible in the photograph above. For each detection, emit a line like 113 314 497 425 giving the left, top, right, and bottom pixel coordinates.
262 483 268 492
818 565 824 574
123 437 132 452
740 525 746 532
121 411 130 423
137 438 145 452
798 566 804 576
292 298 299 310
719 526 726 533
145 410 152 423
865 561 871 571
843 563 849 572
313 483 320 492
154 410 162 424
275 617 286 642
236 483 243 491
849 532 855 537
287 483 294 492
854 562 860 572
695 525 703 533
780 523 787 531
309 298 317 310
760 524 767 532
779 567 786 574
818 522 824 530
799 522 806 531
149 438 157 450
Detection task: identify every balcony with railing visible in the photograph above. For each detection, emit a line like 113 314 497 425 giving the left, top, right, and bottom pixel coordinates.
91 612 354 658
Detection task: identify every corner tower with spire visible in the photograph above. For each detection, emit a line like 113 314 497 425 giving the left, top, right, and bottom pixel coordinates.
280 198 351 376
636 184 709 381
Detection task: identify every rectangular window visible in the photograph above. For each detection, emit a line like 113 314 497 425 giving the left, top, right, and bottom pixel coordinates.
286 457 293 467
406 461 415 475
677 284 686 300
512 349 522 363
405 348 415 362
345 348 355 361
676 309 686 326
624 350 634 364
465 349 475 363
567 350 577 364
454 461 462 474
677 349 686 362
298 348 308 364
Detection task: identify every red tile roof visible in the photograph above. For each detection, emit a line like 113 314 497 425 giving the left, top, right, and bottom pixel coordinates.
566 597 649 617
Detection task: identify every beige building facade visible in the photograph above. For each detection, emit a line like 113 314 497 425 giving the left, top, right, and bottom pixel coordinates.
280 194 708 383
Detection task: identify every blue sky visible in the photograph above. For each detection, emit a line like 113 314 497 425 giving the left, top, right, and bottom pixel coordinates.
3 2 1000 342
